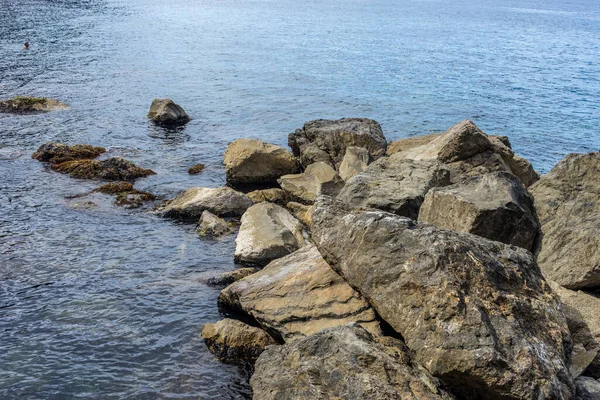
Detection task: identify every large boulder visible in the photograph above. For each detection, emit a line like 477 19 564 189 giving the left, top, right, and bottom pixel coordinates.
162 187 252 220
251 325 456 400
418 171 539 251
339 146 370 181
201 318 277 365
197 211 232 238
336 156 451 220
219 245 381 342
288 118 387 169
32 142 106 164
223 139 299 186
530 152 600 290
50 157 155 181
0 96 68 113
278 162 344 204
312 197 574 400
147 98 190 126
234 202 307 266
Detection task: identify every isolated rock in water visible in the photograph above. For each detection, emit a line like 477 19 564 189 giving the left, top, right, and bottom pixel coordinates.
550 281 600 378
0 96 68 113
575 377 600 400
288 118 387 169
234 202 306 266
247 188 288 206
201 318 277 365
251 325 455 400
147 98 190 126
386 133 442 156
94 181 155 209
51 157 155 181
205 268 258 288
339 146 370 181
418 171 539 250
312 197 574 400
197 210 231 237
336 156 451 220
278 162 344 204
530 152 600 290
285 202 315 227
162 187 252 220
32 142 106 164
219 245 381 341
223 139 299 186
187 163 205 175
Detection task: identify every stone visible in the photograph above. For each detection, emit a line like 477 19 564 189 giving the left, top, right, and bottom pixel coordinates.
51 157 155 181
162 187 253 220
575 377 600 400
418 171 539 250
288 118 387 169
386 133 442 156
336 156 451 220
250 325 455 400
530 152 600 290
188 163 205 175
278 162 344 204
219 245 381 342
247 188 288 206
234 202 307 267
93 181 155 209
0 96 68 113
338 146 370 181
32 142 106 164
312 197 574 400
550 281 600 378
223 139 299 186
197 210 232 237
205 268 258 288
147 98 190 126
201 318 277 365
285 202 315 227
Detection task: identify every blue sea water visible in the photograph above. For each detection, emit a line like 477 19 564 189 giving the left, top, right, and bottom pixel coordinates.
0 0 599 398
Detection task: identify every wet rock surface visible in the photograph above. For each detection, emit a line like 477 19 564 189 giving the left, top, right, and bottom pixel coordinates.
187 163 205 175
196 210 232 238
278 161 344 204
162 187 253 220
147 98 190 126
50 157 155 181
0 96 68 113
94 181 156 209
32 142 106 164
205 268 258 288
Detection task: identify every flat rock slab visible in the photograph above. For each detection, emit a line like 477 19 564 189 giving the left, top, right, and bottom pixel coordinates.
278 161 344 204
162 187 253 220
312 197 574 400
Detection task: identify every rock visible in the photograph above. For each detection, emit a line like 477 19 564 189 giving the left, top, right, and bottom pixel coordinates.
147 98 190 126
205 268 258 288
278 162 344 204
288 118 387 169
0 96 68 113
32 142 106 164
336 156 451 220
223 139 299 186
285 202 315 227
386 133 441 156
51 157 155 181
247 188 288 206
197 210 232 237
418 171 539 250
312 197 574 400
575 377 600 400
550 281 600 378
93 181 156 209
201 318 277 365
219 245 381 341
188 163 205 175
250 325 456 400
339 146 370 181
530 152 600 290
489 136 540 187
162 187 253 220
234 202 307 266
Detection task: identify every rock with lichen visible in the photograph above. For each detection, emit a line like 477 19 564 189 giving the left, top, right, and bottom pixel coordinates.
0 96 68 113
188 163 205 175
32 142 106 164
93 182 156 209
51 157 155 182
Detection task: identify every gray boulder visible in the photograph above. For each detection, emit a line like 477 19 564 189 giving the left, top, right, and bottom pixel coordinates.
575 377 600 400
530 152 600 290
197 210 232 237
219 245 381 342
336 155 451 220
288 118 387 169
339 146 370 181
250 325 456 400
147 98 190 126
312 197 574 400
162 187 253 220
418 171 539 250
234 202 307 266
278 162 344 204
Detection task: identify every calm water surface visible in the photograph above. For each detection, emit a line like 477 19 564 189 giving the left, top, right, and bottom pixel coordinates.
1 0 599 398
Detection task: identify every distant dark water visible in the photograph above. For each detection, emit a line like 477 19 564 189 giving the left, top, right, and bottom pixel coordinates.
0 0 599 398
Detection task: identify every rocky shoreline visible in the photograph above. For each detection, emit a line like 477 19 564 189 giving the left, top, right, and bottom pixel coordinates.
28 99 600 399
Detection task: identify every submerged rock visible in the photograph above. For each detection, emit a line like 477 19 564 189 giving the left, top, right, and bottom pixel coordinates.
278 162 344 204
32 142 106 164
201 318 277 365
312 197 574 400
162 187 252 220
288 118 387 169
223 139 299 186
197 210 232 237
338 146 370 181
247 188 289 206
205 268 258 288
187 163 205 175
220 245 381 341
94 181 156 209
0 96 68 113
147 98 190 126
418 171 539 250
51 157 155 182
234 202 307 267
251 325 455 400
530 151 600 290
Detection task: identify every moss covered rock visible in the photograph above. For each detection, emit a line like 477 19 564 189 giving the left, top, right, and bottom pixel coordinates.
0 97 68 113
52 158 155 181
32 142 106 164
